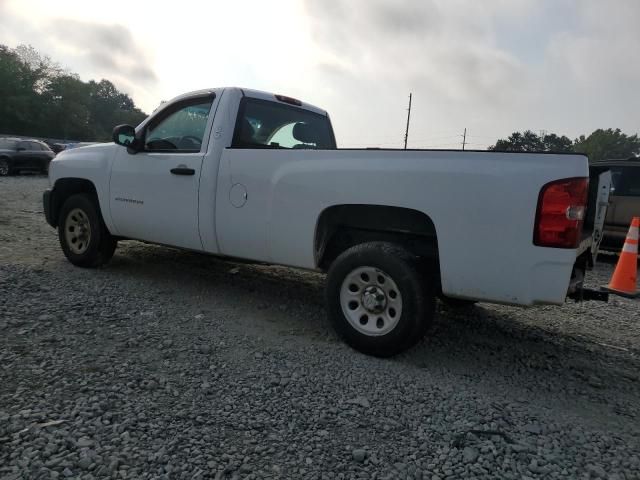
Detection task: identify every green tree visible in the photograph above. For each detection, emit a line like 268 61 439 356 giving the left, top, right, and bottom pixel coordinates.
0 45 38 135
86 79 146 140
573 129 640 162
542 133 573 152
489 130 573 153
41 74 91 139
14 44 64 92
0 43 147 141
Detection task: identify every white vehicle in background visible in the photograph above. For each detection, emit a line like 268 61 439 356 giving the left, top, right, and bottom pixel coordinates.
43 87 610 356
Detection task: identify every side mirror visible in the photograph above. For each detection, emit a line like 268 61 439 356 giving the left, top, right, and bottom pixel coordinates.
112 124 140 152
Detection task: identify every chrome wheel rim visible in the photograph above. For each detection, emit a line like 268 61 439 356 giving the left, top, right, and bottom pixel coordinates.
64 208 91 254
0 160 8 176
339 266 403 336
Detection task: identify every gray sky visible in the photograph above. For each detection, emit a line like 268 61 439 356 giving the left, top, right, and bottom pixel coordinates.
1 0 638 148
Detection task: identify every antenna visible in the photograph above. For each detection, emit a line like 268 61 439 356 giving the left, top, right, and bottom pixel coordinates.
462 128 467 150
404 93 412 150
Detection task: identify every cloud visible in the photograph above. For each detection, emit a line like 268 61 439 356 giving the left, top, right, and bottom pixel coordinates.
1 0 638 144
303 0 529 146
302 0 640 147
47 20 157 84
523 0 640 136
0 4 158 111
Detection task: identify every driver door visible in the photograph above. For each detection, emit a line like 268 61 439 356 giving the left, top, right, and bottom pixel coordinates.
109 95 215 250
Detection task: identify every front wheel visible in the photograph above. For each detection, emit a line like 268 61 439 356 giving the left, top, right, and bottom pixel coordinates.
58 194 117 268
326 242 435 357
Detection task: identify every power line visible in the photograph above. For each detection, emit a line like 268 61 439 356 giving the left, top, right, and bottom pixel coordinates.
409 134 463 142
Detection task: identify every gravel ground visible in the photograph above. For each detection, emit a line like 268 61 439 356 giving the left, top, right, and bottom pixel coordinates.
1 175 639 480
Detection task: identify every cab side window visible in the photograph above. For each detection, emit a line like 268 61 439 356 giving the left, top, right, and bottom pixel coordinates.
144 97 214 153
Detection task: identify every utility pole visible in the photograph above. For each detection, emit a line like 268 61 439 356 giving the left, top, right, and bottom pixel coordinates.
404 93 412 150
462 128 467 150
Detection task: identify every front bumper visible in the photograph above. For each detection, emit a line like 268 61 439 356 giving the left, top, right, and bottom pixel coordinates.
43 188 56 227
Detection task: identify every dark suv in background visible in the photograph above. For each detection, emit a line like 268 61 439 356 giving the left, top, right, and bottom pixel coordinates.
591 158 640 250
0 137 56 176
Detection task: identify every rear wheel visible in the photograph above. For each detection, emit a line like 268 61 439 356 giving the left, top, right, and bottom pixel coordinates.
58 194 117 268
326 242 435 357
0 158 10 176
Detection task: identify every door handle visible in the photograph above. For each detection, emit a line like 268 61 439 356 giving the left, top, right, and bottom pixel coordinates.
170 167 195 176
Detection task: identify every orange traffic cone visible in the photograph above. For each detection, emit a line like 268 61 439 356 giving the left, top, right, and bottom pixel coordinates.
603 217 639 298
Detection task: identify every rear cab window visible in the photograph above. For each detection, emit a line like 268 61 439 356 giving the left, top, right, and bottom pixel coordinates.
232 97 336 150
611 166 640 196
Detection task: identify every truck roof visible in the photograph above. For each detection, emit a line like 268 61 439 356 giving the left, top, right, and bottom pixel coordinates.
166 87 328 117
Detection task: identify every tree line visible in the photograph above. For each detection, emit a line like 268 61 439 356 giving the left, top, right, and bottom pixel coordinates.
0 44 147 142
488 129 639 162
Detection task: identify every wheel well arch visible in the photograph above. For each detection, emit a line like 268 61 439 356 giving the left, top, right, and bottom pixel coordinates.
314 204 440 272
50 178 98 227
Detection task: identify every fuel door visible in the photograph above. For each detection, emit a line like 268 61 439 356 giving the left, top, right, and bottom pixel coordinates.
229 183 248 208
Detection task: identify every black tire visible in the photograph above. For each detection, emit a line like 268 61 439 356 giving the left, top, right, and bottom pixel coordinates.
439 296 478 309
0 158 11 176
326 242 435 357
58 193 117 268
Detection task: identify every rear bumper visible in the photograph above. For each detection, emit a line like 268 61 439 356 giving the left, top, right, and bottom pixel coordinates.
43 188 56 227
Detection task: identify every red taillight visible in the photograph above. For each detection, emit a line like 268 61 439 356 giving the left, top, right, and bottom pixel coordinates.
534 177 589 249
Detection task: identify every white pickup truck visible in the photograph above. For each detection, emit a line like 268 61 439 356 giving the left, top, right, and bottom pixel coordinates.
43 87 611 356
